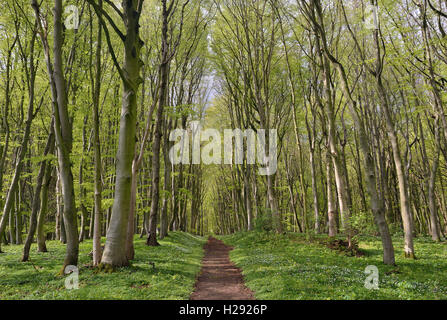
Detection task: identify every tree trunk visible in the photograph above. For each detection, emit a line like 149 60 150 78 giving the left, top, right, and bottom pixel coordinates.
326 149 337 237
92 0 103 268
37 162 53 252
101 0 144 267
147 1 171 247
22 121 54 261
428 118 441 241
160 119 172 239
53 0 79 269
376 79 415 258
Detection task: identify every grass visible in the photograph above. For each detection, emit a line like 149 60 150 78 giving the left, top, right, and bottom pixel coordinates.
2 230 446 300
0 232 205 300
218 231 447 300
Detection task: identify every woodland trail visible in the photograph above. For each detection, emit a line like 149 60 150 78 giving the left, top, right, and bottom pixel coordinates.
190 237 255 300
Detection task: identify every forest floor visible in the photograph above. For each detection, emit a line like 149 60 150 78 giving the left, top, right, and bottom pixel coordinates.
1 231 447 300
0 232 205 299
190 237 254 300
218 231 447 300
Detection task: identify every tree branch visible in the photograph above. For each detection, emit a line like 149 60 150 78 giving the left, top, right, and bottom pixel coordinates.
85 0 126 42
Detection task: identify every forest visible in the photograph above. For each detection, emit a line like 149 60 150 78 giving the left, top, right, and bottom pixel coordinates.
0 0 447 301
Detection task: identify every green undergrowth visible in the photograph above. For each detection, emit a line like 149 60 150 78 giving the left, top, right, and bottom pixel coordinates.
0 232 205 300
218 231 447 300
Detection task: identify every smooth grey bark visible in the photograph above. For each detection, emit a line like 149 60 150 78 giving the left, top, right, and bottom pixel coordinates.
98 0 145 267
32 0 79 269
53 0 79 269
37 161 54 252
91 0 103 266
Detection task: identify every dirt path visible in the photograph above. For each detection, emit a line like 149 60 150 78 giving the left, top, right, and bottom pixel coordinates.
190 237 255 300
